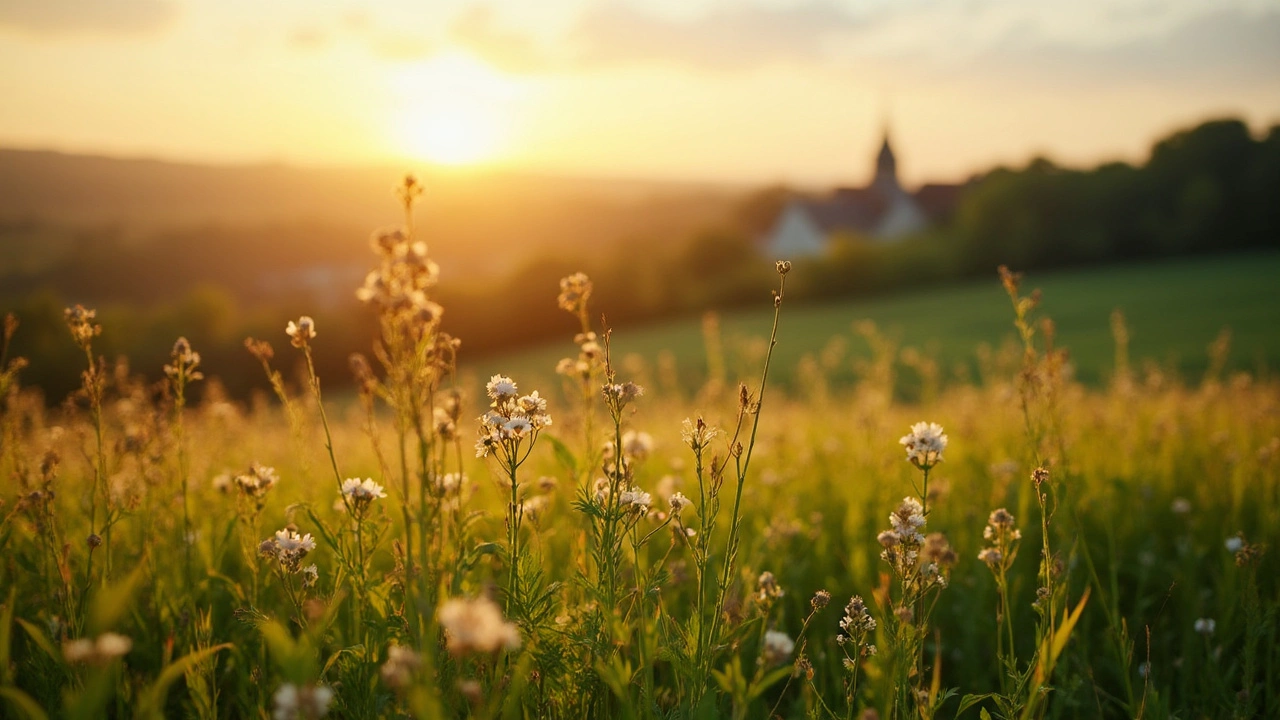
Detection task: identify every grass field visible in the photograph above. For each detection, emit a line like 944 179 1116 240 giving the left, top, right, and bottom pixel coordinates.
483 251 1280 394
1 199 1277 720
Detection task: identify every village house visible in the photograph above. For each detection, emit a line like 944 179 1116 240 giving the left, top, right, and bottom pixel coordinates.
765 132 964 257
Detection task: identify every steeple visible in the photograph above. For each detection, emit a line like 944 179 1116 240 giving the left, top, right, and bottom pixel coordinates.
872 128 900 194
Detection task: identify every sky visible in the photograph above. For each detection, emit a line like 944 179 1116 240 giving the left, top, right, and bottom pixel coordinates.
1 0 1278 187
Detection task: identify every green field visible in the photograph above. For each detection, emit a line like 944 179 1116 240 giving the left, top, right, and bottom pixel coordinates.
483 251 1280 392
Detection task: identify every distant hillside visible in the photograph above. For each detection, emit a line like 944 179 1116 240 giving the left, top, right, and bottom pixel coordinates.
0 148 745 284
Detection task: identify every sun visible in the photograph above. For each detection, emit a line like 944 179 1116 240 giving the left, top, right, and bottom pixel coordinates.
392 51 520 166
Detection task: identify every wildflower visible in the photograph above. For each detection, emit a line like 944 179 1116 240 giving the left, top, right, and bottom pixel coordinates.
285 316 317 348
899 421 947 468
301 564 319 589
811 589 831 610
680 417 719 451
756 571 785 604
980 507 1021 570
1170 497 1192 514
1194 618 1216 635
381 644 422 690
487 374 518 400
839 595 877 643
619 488 652 517
1225 535 1244 553
266 529 316 573
622 430 654 462
557 272 593 314
64 305 101 348
889 497 926 544
235 463 279 500
1032 466 1050 489
272 683 334 720
520 494 550 522
62 632 132 664
342 477 387 505
602 381 644 411
164 336 203 381
87 533 102 549
761 630 795 666
668 491 690 518
437 596 522 656
776 260 792 275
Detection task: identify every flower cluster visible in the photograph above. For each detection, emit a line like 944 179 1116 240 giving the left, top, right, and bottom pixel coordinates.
475 376 553 459
272 683 334 720
63 632 132 664
557 272 592 314
356 229 443 329
838 595 877 657
260 528 317 574
899 421 948 469
680 416 719 452
878 497 952 594
234 462 279 503
756 571 785 606
64 305 101 349
164 336 203 381
618 488 653 517
602 381 644 414
341 477 386 516
555 331 604 381
978 508 1021 570
437 596 522 656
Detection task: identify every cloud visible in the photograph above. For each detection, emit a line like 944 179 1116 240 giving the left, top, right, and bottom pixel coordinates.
0 0 178 35
569 1 866 70
966 6 1280 89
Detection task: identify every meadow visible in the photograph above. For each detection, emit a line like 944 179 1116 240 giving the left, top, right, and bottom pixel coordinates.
0 178 1277 720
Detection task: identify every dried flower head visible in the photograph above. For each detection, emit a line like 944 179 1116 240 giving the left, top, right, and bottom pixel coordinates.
164 336 203 382
64 305 102 348
680 417 719 451
285 316 317 348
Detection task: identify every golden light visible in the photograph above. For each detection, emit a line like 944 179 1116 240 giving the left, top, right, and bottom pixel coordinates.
392 51 521 166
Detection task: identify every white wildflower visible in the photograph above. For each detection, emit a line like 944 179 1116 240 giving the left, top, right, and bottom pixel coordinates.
899 421 947 468
761 630 795 666
437 596 522 656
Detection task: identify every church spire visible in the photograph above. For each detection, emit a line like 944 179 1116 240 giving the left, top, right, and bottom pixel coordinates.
872 127 899 193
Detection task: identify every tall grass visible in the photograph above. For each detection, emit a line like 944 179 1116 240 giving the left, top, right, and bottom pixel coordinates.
0 179 1276 719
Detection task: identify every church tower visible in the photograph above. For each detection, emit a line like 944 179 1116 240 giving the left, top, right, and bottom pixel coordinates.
871 130 901 195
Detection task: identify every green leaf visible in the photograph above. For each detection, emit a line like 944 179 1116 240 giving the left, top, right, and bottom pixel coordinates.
957 692 996 716
747 665 793 701
544 434 578 478
88 564 147 635
0 687 50 720
981 709 994 720
134 643 233 719
15 619 58 663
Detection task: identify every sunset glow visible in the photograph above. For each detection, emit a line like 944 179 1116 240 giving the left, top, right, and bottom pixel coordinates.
392 52 520 166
